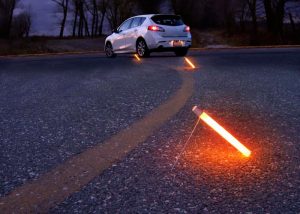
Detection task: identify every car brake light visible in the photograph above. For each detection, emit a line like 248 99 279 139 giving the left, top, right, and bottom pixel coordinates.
184 26 190 32
148 25 165 32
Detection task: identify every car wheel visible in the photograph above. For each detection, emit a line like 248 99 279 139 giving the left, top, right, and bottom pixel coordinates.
105 42 116 58
136 39 150 57
175 48 188 57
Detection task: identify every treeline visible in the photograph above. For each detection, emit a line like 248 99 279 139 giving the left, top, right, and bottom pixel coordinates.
0 0 299 40
51 0 163 38
55 0 300 39
173 0 300 37
0 0 31 38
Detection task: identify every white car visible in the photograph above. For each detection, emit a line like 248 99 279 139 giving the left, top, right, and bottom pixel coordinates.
104 14 192 58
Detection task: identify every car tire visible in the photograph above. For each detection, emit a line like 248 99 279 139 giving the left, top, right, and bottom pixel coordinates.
105 42 116 58
136 39 150 57
175 48 189 57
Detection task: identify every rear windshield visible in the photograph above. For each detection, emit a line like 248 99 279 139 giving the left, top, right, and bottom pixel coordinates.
151 15 184 26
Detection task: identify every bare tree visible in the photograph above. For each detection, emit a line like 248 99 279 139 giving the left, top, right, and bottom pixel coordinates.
71 0 90 37
106 0 136 30
171 0 222 29
98 0 108 35
171 0 196 26
87 0 109 36
263 0 287 35
236 0 248 32
72 0 79 36
247 0 257 34
52 0 69 38
0 0 19 38
22 11 31 37
90 0 98 36
286 0 300 33
11 11 31 38
288 12 296 32
137 0 162 13
86 0 104 36
80 0 90 36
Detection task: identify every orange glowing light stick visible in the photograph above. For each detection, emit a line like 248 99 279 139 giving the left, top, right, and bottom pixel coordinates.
192 106 251 157
184 57 195 69
134 54 141 61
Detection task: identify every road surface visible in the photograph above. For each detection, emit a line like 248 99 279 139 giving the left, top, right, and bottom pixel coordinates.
0 48 299 213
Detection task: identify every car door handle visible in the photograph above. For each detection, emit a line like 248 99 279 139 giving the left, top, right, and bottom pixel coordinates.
134 29 138 32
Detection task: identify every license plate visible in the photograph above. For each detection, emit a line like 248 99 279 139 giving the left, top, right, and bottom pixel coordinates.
173 40 183 47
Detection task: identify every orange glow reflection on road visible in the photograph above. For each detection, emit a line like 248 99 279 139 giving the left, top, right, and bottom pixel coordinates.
192 106 251 157
184 57 196 69
134 54 141 61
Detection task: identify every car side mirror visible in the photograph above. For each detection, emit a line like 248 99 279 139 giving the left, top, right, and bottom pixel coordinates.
113 29 119 34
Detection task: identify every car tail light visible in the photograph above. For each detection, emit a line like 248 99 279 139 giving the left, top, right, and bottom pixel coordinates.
148 25 165 32
184 26 190 32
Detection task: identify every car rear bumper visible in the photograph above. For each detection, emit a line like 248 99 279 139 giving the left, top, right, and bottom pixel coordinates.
148 39 192 50
150 46 191 53
152 40 192 50
145 31 192 50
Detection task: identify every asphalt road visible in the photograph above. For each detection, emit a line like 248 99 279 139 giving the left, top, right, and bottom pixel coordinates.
0 48 299 213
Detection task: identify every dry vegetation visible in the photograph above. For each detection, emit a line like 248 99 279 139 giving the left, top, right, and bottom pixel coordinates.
0 37 105 55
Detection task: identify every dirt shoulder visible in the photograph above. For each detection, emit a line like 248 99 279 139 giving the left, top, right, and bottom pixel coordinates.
1 30 299 56
0 37 106 56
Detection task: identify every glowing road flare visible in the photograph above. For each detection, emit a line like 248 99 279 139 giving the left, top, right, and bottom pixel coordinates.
184 57 195 69
134 54 141 61
192 106 251 157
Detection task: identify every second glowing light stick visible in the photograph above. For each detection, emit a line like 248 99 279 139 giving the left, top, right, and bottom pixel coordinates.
134 54 141 61
184 57 196 69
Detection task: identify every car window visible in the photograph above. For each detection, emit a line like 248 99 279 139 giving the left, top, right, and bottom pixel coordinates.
118 19 133 32
151 15 184 26
130 18 141 28
139 17 146 26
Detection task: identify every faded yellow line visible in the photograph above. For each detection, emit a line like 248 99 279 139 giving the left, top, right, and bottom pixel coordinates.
190 44 300 51
0 72 194 213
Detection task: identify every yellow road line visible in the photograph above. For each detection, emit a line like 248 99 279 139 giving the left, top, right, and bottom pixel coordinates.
0 72 194 213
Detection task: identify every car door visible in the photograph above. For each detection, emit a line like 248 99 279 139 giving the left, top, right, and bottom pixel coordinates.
113 18 133 51
125 17 142 51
